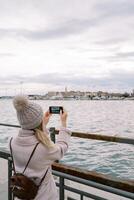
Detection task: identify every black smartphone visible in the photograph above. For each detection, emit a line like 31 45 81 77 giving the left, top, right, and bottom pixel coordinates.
49 106 63 114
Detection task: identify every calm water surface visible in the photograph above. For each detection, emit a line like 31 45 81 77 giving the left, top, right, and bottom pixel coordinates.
0 99 134 180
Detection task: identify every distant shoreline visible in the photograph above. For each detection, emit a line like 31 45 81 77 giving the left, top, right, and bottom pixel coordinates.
1 90 134 101
0 97 134 101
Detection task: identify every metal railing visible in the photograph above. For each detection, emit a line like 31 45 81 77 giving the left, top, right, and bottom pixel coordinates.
0 123 134 200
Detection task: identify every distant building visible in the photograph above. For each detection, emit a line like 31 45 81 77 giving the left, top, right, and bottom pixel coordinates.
65 87 68 93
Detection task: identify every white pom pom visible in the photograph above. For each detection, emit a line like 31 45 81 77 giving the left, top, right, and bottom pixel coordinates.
13 95 29 111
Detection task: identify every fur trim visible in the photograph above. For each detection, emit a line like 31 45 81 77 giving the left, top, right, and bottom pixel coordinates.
13 95 29 111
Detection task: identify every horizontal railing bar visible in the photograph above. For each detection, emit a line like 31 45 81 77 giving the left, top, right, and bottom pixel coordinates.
52 163 134 193
1 150 134 194
0 123 134 199
53 170 134 199
0 123 20 128
56 182 107 200
55 130 134 145
0 150 134 199
0 123 134 145
64 185 108 200
0 150 10 159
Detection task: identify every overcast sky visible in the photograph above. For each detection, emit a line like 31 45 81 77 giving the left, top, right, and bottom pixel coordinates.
0 0 134 95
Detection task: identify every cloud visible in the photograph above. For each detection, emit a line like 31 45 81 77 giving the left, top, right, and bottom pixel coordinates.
94 38 126 46
91 51 134 62
0 0 134 93
116 52 134 58
1 71 134 92
0 53 15 57
0 16 103 41
96 0 134 17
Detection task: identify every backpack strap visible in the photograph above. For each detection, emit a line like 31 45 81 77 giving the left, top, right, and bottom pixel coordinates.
23 142 40 173
10 138 47 186
10 137 40 174
9 137 16 173
38 168 49 187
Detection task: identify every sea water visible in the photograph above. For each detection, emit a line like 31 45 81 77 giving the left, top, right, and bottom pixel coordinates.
0 99 134 182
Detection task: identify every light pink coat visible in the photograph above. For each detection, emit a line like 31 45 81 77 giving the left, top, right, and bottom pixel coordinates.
10 127 71 200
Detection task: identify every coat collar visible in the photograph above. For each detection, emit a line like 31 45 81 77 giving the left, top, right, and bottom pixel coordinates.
18 129 35 137
14 129 38 146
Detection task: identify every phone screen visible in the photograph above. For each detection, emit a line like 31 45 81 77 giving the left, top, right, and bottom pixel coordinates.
49 106 63 114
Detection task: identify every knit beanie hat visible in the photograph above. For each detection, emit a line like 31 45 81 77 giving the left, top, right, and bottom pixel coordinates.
13 95 43 130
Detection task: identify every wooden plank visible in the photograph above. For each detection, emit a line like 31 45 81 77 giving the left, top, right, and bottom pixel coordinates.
1 151 134 194
55 130 134 145
52 162 134 193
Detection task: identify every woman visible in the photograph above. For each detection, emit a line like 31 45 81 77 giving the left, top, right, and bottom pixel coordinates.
10 95 71 200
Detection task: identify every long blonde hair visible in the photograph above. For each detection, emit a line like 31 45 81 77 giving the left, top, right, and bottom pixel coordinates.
34 123 55 148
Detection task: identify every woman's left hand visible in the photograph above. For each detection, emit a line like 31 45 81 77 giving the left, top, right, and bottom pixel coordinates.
43 111 52 126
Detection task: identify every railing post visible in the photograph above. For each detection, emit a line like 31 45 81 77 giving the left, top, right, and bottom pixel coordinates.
59 177 64 200
8 157 12 200
49 127 56 143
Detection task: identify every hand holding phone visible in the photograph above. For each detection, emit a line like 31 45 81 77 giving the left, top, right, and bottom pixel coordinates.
60 109 67 128
43 111 52 126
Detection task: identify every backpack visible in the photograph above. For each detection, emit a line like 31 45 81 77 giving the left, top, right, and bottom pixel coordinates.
9 138 48 200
